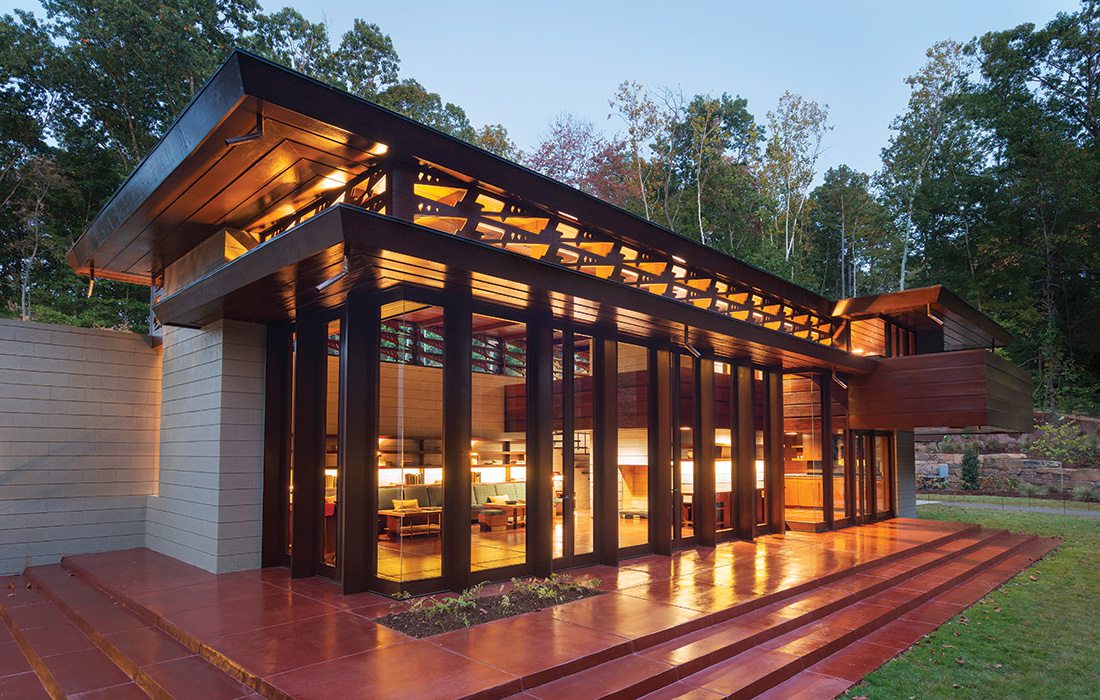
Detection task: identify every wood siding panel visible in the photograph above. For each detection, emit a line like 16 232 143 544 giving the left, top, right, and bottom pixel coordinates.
849 349 1032 432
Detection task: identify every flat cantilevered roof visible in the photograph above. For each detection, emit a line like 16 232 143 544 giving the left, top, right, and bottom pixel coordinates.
68 51 831 314
67 50 1009 368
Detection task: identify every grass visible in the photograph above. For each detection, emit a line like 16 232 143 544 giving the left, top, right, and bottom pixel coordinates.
919 492 1100 512
844 505 1100 699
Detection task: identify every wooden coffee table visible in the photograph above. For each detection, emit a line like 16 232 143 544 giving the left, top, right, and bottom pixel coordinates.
496 503 526 528
378 508 442 540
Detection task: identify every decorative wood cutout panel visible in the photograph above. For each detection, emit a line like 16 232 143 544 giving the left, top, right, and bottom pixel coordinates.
404 162 839 347
247 156 840 348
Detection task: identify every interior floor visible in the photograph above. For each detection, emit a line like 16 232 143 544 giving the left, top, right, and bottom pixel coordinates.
377 513 654 582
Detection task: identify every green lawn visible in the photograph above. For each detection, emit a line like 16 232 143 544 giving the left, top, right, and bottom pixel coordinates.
844 505 1100 699
918 492 1100 512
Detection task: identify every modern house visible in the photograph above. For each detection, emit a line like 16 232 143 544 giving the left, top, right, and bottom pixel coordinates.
55 50 1032 597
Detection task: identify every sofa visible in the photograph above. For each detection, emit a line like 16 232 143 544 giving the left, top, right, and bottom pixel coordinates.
378 481 526 523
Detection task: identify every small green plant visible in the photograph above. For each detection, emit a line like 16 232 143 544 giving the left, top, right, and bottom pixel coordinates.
1072 485 1095 502
1018 482 1040 498
960 443 981 490
1030 420 1096 467
1006 477 1021 492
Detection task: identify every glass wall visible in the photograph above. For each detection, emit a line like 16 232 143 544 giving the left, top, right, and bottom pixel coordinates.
552 332 594 561
675 355 696 541
470 315 527 572
714 362 734 534
617 343 649 549
831 383 848 521
874 434 892 515
753 369 767 527
322 319 341 569
573 335 595 556
782 373 824 526
376 302 444 582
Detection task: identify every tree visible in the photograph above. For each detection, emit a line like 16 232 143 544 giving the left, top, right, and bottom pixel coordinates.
674 94 757 244
475 124 522 161
878 40 972 291
808 166 894 298
376 78 476 141
41 0 258 169
244 8 333 81
960 442 981 490
758 92 831 268
526 113 602 189
609 81 662 219
335 18 400 98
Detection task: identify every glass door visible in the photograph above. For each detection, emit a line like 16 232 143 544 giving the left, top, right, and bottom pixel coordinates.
873 434 894 517
850 431 873 523
672 353 695 549
552 331 596 568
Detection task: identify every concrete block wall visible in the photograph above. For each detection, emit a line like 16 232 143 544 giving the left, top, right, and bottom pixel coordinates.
0 319 161 574
145 320 265 573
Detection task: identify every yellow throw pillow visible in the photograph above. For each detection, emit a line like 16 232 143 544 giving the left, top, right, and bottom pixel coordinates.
393 498 419 510
488 495 510 504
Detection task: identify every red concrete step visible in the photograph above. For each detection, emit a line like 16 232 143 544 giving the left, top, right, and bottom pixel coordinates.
0 574 136 698
754 536 1061 700
22 565 259 700
666 532 1038 700
513 527 1011 700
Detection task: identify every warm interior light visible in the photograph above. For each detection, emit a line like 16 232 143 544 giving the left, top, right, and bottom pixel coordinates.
755 460 765 489
369 142 389 155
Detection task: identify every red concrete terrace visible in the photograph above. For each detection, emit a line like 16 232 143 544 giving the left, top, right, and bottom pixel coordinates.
0 519 1056 700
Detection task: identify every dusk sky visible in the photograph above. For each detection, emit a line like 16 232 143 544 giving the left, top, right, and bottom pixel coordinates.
3 1 1080 178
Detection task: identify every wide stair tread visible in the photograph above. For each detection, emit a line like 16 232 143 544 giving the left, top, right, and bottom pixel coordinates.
0 573 138 698
670 532 1036 699
518 527 1011 700
20 564 258 700
749 535 1061 700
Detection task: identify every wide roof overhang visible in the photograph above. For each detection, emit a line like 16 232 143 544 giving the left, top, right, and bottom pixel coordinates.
833 286 1012 351
67 50 832 318
154 205 876 374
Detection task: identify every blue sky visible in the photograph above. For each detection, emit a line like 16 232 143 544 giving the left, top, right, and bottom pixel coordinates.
3 1 1080 177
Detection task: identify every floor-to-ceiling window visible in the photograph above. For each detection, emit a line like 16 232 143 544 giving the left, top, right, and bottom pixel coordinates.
782 372 824 528
753 369 768 529
675 354 696 543
552 332 595 564
376 301 445 583
322 319 341 570
831 382 848 524
714 362 734 535
617 342 650 549
874 434 893 516
470 315 527 573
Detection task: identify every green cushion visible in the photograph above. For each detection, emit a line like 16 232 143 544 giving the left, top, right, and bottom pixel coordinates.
480 508 506 516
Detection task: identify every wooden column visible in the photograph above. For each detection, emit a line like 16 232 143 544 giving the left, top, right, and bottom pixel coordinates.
694 354 717 548
650 347 672 555
444 293 473 591
766 370 785 533
388 159 416 220
291 314 326 578
526 317 554 576
593 335 619 566
261 323 291 568
340 293 379 594
733 364 756 540
820 374 834 528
